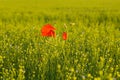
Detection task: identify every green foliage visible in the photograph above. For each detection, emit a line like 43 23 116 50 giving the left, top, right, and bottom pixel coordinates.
0 1 120 79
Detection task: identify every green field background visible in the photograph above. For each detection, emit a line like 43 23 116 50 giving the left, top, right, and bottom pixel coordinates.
0 0 120 80
0 0 120 10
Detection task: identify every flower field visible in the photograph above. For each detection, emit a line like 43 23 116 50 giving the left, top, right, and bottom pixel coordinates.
0 0 120 80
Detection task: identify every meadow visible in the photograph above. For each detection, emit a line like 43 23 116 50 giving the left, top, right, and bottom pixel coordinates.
0 0 120 80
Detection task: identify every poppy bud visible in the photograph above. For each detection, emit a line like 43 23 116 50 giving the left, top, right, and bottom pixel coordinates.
62 32 67 40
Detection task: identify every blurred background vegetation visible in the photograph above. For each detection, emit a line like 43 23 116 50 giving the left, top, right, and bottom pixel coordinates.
0 0 120 11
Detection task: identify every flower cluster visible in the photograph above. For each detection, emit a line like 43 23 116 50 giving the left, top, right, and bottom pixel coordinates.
41 24 67 40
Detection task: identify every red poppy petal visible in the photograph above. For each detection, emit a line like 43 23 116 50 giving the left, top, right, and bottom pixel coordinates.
47 30 55 37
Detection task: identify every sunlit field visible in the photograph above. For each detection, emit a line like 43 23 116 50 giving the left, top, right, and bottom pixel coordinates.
0 0 120 80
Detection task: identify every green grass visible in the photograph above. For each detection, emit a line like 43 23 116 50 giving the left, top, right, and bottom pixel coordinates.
0 0 120 80
0 0 120 10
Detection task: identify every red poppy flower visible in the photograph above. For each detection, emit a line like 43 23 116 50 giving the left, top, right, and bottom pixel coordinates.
62 32 67 40
41 24 56 37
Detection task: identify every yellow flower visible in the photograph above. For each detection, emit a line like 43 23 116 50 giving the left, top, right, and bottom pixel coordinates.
88 73 93 78
70 68 74 72
99 70 103 76
109 58 112 62
110 67 114 71
73 76 77 80
57 64 61 69
94 77 101 80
